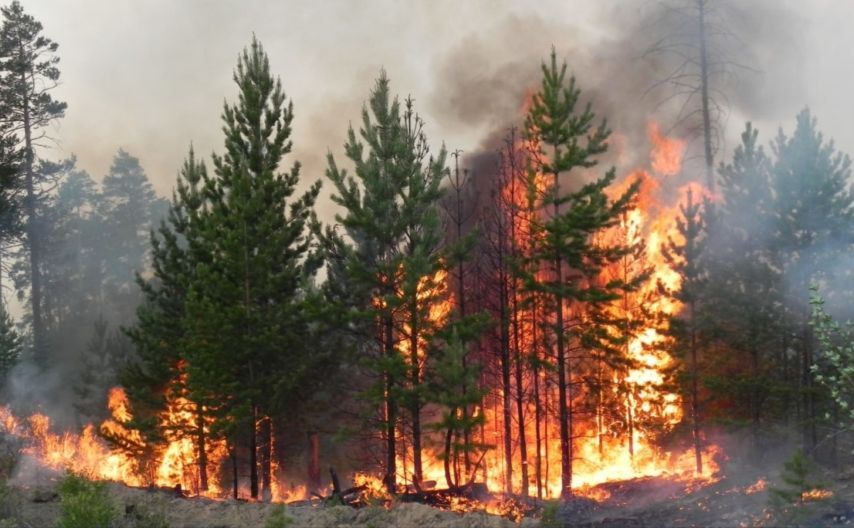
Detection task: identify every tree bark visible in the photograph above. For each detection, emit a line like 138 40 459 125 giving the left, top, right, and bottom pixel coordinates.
697 0 715 191
383 313 398 493
409 302 423 488
260 416 272 501
689 300 703 474
308 431 321 492
196 405 209 492
20 68 45 366
249 405 258 499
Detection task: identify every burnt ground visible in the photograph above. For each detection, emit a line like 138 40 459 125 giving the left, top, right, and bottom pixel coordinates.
553 469 854 528
0 468 852 527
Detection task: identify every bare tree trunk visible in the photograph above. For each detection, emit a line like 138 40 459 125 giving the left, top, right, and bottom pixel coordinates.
308 432 321 492
196 405 209 492
249 406 259 499
231 445 239 500
259 416 272 501
689 300 703 474
552 165 572 498
697 0 715 191
383 313 398 493
512 315 529 496
444 410 455 489
533 353 543 499
20 73 46 366
409 307 423 488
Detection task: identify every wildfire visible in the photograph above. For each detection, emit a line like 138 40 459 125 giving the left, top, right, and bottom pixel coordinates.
801 488 833 502
452 118 721 501
0 117 722 517
745 478 766 494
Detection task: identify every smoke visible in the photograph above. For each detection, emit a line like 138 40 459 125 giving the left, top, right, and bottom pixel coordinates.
427 0 808 189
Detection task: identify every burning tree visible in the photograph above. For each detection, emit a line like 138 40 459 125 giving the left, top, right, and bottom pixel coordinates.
521 49 639 497
322 71 450 492
118 37 326 500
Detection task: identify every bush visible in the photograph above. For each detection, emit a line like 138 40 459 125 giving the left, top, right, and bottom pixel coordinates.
539 499 560 528
56 472 117 528
264 505 293 528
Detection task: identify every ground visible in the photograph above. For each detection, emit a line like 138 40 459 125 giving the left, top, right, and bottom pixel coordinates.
0 467 852 527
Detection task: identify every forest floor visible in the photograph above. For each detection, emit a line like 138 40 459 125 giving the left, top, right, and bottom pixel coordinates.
0 466 852 527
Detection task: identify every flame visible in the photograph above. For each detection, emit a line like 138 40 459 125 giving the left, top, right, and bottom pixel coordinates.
648 122 685 176
418 118 723 501
801 488 833 501
0 117 722 515
745 478 766 494
0 380 234 497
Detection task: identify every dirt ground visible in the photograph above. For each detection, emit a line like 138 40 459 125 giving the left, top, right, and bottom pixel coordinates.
0 467 851 527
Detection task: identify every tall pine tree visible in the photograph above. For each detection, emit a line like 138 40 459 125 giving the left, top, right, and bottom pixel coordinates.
182 37 322 499
523 49 638 497
0 0 66 365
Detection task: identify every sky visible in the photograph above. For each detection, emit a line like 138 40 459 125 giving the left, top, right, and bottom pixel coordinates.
20 0 854 212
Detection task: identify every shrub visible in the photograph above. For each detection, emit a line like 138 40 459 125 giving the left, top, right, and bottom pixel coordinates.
264 504 293 528
56 472 117 528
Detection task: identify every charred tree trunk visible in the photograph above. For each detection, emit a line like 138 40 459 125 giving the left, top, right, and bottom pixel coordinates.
800 322 817 455
249 405 259 499
383 313 398 493
512 315 529 497
444 410 455 489
499 272 513 495
259 416 272 500
689 299 703 474
231 446 239 499
20 78 45 366
196 405 209 492
552 168 572 497
533 351 544 500
409 310 423 488
697 0 715 192
308 432 321 492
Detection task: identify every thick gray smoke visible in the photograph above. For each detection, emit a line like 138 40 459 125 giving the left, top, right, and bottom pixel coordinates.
427 0 808 187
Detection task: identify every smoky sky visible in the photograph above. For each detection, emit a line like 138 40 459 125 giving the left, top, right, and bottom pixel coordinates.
21 0 854 214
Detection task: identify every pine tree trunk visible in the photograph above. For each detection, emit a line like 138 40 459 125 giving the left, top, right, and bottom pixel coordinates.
308 432 321 492
196 405 209 492
533 358 543 500
231 445 239 499
690 299 703 474
499 274 513 495
260 416 272 501
20 74 45 366
513 315 529 497
249 405 259 499
409 305 423 487
552 167 572 498
444 411 455 489
383 313 398 493
453 158 472 476
496 206 514 495
697 0 715 191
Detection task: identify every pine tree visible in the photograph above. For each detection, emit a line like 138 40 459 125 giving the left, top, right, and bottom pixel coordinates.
705 123 784 455
99 149 168 313
523 49 638 497
324 71 447 492
183 37 321 499
74 317 128 424
0 305 21 391
426 327 489 489
662 189 707 474
0 0 67 365
770 110 853 453
121 147 209 488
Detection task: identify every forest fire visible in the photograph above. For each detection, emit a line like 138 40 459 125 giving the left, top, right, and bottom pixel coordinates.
0 120 722 516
